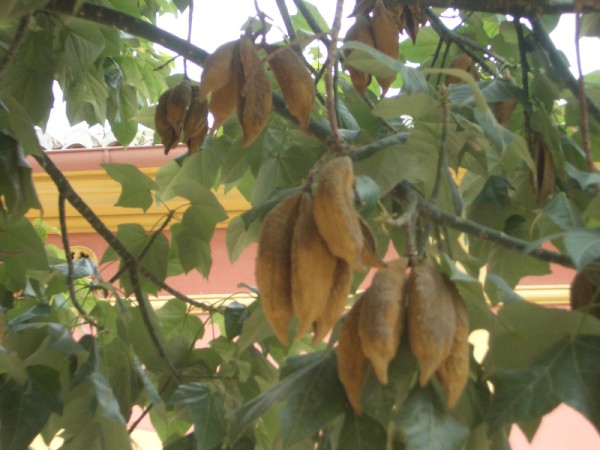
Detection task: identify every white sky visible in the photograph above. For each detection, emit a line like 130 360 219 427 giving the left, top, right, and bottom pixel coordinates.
45 3 600 142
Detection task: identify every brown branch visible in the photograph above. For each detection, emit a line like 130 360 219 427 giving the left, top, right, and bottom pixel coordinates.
324 0 345 152
291 0 332 47
0 15 30 75
385 0 600 15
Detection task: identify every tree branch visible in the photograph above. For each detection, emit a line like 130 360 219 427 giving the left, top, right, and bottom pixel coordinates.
385 0 600 15
291 0 332 47
393 181 575 269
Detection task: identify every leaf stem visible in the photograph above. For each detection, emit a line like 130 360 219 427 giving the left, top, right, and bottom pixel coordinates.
324 0 345 153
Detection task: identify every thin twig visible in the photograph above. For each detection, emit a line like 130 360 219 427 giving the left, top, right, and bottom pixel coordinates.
184 0 194 78
515 18 534 155
58 194 101 329
128 403 153 434
275 0 299 48
324 0 345 152
0 15 30 75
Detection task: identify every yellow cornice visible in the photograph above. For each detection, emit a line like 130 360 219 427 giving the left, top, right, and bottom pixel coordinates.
28 168 250 233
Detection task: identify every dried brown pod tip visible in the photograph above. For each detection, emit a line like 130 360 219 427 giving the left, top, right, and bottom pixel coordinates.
570 261 600 320
445 54 480 85
198 40 238 101
183 86 209 154
313 156 365 271
155 89 179 154
359 258 408 384
344 15 375 97
530 132 555 202
436 278 470 409
407 259 456 386
337 297 369 414
371 0 400 95
255 192 303 344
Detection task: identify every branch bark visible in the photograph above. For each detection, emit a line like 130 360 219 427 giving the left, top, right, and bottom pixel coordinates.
385 0 600 15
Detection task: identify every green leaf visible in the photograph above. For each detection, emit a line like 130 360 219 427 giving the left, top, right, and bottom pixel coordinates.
0 95 43 157
487 245 550 288
336 411 388 450
156 299 204 345
0 0 50 22
563 229 600 270
170 383 226 450
489 335 600 434
224 301 247 340
236 300 276 352
101 163 157 211
65 66 109 125
372 92 441 122
290 1 329 33
226 215 261 263
171 222 213 276
542 193 584 230
0 365 62 450
62 20 106 80
393 386 469 450
485 301 600 372
279 353 346 447
565 163 600 190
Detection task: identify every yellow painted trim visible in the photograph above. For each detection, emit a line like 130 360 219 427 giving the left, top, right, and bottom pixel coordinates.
27 168 250 233
514 284 570 305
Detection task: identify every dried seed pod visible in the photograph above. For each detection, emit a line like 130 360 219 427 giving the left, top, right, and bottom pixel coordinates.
445 54 480 85
404 6 428 44
570 261 600 319
349 0 375 17
155 89 179 154
313 156 365 271
198 40 239 101
209 81 239 132
313 259 353 343
386 3 407 32
407 259 456 386
183 87 209 154
337 296 368 414
531 132 555 202
493 99 518 126
359 217 385 269
436 279 470 409
238 35 273 147
167 80 193 133
268 45 315 130
291 193 338 338
358 258 407 384
344 15 375 97
371 0 399 95
255 192 303 344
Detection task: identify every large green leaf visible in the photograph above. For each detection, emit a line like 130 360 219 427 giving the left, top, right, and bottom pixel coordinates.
489 335 600 434
0 365 62 450
156 299 204 345
0 0 50 22
62 20 106 80
393 386 469 450
487 245 550 288
170 383 227 450
563 229 600 271
336 411 388 450
101 163 157 211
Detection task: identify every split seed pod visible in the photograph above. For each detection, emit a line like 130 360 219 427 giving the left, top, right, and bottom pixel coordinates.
255 192 303 344
183 87 209 154
407 259 456 386
167 80 193 134
436 279 470 409
337 297 368 414
155 89 179 153
349 0 375 17
371 0 399 95
313 156 365 271
291 193 338 338
531 132 555 202
209 77 239 132
198 40 238 101
344 15 375 97
313 259 353 343
359 217 385 269
358 258 408 384
238 35 273 146
445 54 480 85
268 46 315 130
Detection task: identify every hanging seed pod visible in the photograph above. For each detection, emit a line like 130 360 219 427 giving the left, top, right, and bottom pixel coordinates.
349 0 376 17
445 54 480 85
358 258 408 384
209 76 239 132
337 297 368 414
344 15 375 97
313 259 353 343
371 0 399 95
238 35 272 146
198 40 239 101
404 6 428 44
167 80 193 134
313 156 365 271
531 132 555 202
155 89 179 154
407 259 456 386
291 193 338 338
267 45 315 130
183 87 209 154
436 279 470 409
570 261 600 320
359 217 386 269
255 192 303 344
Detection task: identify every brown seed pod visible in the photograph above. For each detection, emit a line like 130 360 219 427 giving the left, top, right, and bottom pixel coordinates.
349 0 375 17
358 258 407 384
445 54 480 85
237 35 272 147
155 89 179 154
209 67 240 132
404 6 428 44
198 40 239 101
167 80 193 133
267 45 315 130
570 261 600 319
385 3 407 32
359 217 386 269
337 296 368 414
183 87 209 154
344 15 375 97
255 192 303 344
493 100 518 126
313 259 353 343
291 193 338 338
531 132 555 202
371 0 399 95
407 259 456 386
313 156 365 271
436 279 470 409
